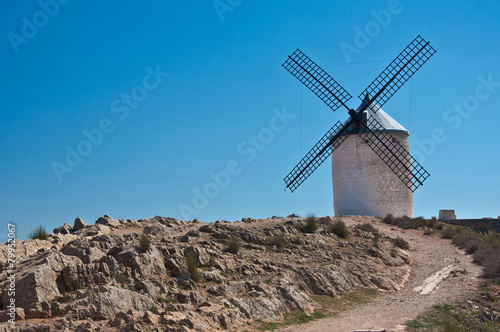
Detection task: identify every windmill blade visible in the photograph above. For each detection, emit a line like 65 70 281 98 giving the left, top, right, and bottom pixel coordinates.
284 120 351 192
357 115 430 192
283 49 352 112
358 35 436 109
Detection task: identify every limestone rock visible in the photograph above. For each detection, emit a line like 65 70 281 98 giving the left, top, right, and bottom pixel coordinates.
61 240 105 264
3 251 82 310
69 285 155 321
184 246 210 266
275 286 319 313
110 245 166 277
208 281 247 297
144 223 168 236
73 217 89 232
4 215 415 331
95 215 121 228
53 223 73 235
62 262 110 290
230 296 285 321
201 270 226 284
295 265 352 296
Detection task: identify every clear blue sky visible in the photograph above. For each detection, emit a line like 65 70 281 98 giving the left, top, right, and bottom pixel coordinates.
1 1 499 240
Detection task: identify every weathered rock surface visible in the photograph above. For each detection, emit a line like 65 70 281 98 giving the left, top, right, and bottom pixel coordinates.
73 217 89 232
0 215 412 331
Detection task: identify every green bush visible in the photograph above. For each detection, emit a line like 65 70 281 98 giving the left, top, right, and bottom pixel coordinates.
287 213 301 218
29 225 48 240
139 233 151 251
150 305 158 314
270 234 288 249
185 251 201 282
328 220 349 239
225 236 240 255
302 214 318 233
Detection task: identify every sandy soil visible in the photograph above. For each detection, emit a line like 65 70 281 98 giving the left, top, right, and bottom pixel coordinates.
279 216 482 332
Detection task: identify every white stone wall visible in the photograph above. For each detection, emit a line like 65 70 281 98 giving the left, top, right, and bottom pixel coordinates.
438 210 456 220
332 132 414 218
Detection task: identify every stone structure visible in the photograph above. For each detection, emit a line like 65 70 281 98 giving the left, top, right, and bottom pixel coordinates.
332 102 413 218
438 209 457 220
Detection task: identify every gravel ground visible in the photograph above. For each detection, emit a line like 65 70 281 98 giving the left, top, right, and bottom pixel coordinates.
280 216 482 332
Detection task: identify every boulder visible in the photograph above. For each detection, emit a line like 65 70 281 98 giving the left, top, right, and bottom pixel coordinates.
184 246 210 266
68 285 155 321
0 307 25 322
275 286 319 313
62 262 111 290
208 281 247 297
73 217 89 232
295 266 352 296
144 224 168 236
111 245 166 277
53 223 73 235
61 240 105 264
201 270 226 284
95 215 121 228
2 251 82 310
230 296 285 321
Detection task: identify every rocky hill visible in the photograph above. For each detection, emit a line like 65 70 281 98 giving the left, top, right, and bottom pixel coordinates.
0 215 412 331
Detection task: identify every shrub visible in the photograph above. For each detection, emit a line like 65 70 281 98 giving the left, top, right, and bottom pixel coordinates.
391 249 398 258
483 232 500 245
292 234 303 245
185 251 201 282
451 233 476 249
287 213 301 218
150 305 158 314
29 225 48 240
441 227 456 239
139 233 151 251
423 229 435 236
394 216 414 229
465 238 484 254
393 237 410 250
473 222 491 234
270 234 288 249
111 271 128 285
302 214 318 233
225 236 240 255
382 214 395 225
328 220 349 239
356 223 379 235
473 243 500 279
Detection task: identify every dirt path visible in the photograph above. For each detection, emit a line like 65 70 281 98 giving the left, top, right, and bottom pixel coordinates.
280 216 482 332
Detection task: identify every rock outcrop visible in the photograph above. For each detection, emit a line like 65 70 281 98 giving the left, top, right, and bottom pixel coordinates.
0 215 411 331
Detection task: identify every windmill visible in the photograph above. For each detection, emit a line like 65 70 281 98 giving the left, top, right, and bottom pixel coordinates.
282 35 436 218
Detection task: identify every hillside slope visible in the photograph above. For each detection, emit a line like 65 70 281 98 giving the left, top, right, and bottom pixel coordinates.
0 215 479 331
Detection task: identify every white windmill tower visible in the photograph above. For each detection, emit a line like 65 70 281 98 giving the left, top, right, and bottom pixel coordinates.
332 98 413 217
282 36 436 218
